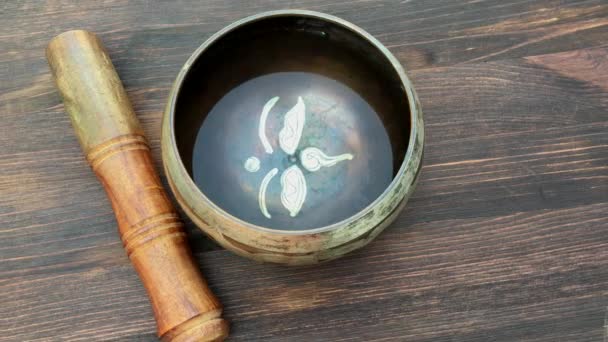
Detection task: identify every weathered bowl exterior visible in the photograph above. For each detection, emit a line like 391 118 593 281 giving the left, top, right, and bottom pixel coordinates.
162 10 424 265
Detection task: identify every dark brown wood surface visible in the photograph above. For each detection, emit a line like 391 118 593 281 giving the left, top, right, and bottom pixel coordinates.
1 0 607 341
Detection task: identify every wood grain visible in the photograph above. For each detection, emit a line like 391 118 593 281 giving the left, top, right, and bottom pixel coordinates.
45 30 227 341
1 0 607 341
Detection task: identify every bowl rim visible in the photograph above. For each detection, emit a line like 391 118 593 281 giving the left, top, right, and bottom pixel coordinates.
165 9 421 235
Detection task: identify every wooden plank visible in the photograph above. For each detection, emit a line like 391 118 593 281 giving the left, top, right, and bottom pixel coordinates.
2 44 608 340
2 0 608 73
3 201 607 341
2 46 606 273
1 0 608 340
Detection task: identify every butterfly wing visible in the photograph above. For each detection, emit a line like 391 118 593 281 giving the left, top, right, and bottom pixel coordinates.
280 165 307 217
278 96 306 155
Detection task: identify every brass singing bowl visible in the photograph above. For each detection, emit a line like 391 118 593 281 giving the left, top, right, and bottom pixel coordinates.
162 10 424 265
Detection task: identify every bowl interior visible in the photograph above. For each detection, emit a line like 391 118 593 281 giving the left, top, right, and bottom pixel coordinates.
173 14 411 231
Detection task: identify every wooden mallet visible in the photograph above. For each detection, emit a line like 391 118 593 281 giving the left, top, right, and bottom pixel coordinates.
46 30 228 342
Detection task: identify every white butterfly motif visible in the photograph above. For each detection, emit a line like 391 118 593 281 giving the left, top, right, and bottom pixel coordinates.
244 96 353 219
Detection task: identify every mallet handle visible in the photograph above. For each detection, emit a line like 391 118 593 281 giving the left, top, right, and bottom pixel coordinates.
47 30 228 342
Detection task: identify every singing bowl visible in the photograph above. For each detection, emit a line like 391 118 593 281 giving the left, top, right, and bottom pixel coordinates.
162 10 424 265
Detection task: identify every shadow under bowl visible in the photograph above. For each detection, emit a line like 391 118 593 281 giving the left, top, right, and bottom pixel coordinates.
162 10 424 265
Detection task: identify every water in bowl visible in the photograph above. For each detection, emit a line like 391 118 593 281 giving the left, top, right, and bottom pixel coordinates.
175 17 410 230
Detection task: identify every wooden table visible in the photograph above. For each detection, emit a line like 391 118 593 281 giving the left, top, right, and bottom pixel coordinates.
2 1 607 341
